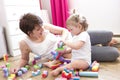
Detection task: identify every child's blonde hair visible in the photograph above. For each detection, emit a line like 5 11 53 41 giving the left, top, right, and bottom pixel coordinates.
66 12 88 31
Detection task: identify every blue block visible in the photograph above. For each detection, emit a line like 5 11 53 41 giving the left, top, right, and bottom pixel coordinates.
72 76 80 80
79 72 98 77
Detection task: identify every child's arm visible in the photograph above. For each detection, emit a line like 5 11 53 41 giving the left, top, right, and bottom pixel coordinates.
63 40 85 50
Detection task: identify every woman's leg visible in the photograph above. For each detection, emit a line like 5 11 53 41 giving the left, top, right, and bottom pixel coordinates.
51 60 89 76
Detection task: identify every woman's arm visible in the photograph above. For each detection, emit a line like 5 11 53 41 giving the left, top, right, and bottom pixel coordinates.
44 23 70 40
19 40 31 68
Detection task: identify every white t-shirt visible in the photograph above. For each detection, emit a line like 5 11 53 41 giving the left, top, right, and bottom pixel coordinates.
71 31 91 65
23 30 60 59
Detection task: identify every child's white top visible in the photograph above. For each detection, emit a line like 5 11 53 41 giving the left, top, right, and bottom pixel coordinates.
23 30 60 59
71 31 91 65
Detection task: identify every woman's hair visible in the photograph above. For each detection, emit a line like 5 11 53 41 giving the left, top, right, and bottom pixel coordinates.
19 13 43 35
66 13 88 31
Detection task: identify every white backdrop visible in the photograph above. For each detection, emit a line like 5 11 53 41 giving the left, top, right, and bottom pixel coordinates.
69 0 120 35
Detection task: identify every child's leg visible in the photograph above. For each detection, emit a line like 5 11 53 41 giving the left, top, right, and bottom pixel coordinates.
62 47 72 59
43 52 71 68
51 60 89 76
62 53 71 59
43 47 71 68
43 60 61 68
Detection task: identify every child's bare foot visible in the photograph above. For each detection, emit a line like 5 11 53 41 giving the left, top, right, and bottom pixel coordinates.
43 61 53 68
51 68 61 76
43 60 61 68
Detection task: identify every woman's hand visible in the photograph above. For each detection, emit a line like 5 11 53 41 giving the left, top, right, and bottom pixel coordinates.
10 67 20 74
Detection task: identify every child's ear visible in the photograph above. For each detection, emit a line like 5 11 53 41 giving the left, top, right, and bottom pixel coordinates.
73 9 76 14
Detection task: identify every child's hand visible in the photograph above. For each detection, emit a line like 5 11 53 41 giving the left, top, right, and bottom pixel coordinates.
57 40 65 48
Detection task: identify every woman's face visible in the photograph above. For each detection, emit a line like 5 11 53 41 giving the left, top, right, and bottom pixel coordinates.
30 25 44 38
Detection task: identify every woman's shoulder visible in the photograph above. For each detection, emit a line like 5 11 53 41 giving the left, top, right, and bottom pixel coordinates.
19 36 31 47
19 39 31 51
19 39 28 47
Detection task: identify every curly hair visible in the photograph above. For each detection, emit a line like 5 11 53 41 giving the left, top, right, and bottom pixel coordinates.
19 13 43 35
66 14 88 31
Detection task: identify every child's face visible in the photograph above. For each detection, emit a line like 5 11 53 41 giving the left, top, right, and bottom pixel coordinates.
67 24 82 35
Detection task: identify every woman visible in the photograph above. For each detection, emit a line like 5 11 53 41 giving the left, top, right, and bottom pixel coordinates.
15 13 71 72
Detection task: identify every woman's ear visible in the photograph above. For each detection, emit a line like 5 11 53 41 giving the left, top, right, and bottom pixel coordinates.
27 31 32 36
